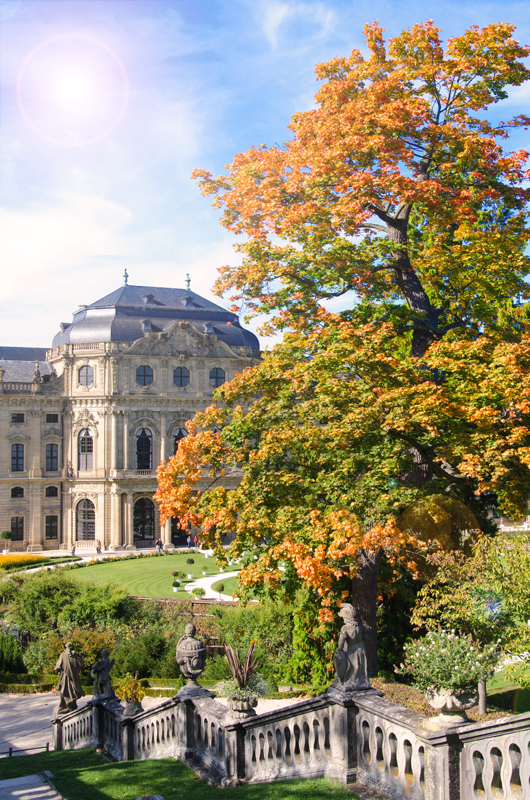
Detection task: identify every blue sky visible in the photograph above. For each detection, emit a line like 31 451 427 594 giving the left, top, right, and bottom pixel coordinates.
1 0 529 348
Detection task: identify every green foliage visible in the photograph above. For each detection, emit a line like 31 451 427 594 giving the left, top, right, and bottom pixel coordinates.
212 600 293 684
114 672 146 703
397 630 501 692
0 632 25 673
377 561 423 673
23 628 116 678
202 655 233 681
0 531 11 540
186 558 195 565
214 673 270 702
411 533 530 648
282 592 337 686
192 587 206 599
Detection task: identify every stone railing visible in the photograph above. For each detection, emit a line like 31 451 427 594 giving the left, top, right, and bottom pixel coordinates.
53 689 530 799
2 382 33 393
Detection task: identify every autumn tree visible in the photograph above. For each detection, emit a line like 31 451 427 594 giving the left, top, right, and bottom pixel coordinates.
158 21 530 675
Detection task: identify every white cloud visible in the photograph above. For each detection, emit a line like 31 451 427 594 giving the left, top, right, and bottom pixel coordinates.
261 1 336 49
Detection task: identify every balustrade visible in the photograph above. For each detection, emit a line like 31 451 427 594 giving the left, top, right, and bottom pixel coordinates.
52 691 530 799
459 714 530 800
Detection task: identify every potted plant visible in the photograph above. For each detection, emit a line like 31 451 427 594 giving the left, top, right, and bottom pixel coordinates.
186 557 194 580
202 566 208 576
214 641 269 718
192 587 206 600
1 531 11 555
114 672 146 716
172 579 180 593
397 630 500 723
216 582 225 600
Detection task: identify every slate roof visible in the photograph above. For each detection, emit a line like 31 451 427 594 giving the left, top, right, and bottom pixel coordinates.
0 347 47 361
52 284 260 350
0 360 53 382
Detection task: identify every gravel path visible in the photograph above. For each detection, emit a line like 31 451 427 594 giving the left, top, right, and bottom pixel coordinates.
184 570 239 601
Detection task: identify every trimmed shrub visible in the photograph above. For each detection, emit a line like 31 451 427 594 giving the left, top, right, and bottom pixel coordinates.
0 633 26 674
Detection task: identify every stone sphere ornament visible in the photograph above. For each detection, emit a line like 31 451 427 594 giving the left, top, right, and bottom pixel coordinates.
175 623 213 698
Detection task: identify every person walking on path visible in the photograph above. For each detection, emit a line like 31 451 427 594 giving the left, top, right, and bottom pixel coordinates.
187 534 191 548
193 534 199 548
71 544 76 557
96 540 102 555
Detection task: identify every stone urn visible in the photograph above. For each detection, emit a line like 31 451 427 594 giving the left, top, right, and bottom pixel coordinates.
227 697 257 720
122 699 143 716
425 688 478 723
176 623 212 698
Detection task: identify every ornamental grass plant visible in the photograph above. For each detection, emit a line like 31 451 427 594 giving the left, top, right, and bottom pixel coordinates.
396 630 500 693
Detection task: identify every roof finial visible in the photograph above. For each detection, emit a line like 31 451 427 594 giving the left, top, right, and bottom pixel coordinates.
123 268 129 286
185 273 190 290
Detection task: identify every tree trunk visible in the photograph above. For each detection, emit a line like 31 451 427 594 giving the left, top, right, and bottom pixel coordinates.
478 678 487 715
350 547 383 677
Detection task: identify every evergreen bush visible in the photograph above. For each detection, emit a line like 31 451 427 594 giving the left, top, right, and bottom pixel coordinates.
0 632 25 674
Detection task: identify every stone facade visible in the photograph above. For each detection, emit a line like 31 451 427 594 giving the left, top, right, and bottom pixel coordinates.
0 283 260 551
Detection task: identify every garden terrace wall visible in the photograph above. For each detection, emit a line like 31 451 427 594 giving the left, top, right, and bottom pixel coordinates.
52 689 530 799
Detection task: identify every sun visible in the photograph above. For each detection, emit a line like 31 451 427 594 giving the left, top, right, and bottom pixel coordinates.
17 33 129 147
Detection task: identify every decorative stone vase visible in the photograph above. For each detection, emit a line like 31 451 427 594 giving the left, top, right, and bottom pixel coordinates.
176 623 212 698
425 688 478 723
228 697 257 719
122 699 143 716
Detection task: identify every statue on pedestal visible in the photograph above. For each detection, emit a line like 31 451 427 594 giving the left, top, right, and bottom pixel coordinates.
175 622 212 698
333 604 372 691
90 649 116 700
54 642 85 715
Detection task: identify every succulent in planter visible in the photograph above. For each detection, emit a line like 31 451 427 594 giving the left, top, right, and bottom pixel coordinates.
214 641 269 718
114 671 146 716
396 630 500 722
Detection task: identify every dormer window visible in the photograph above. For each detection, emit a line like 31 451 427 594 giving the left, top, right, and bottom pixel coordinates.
142 293 155 305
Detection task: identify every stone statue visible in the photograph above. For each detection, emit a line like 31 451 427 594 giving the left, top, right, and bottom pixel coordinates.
54 642 85 715
175 623 212 698
333 604 372 691
90 649 115 700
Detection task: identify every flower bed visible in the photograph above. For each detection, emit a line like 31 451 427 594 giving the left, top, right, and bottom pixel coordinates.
0 554 46 570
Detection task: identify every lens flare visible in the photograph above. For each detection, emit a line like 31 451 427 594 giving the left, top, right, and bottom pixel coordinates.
17 33 129 147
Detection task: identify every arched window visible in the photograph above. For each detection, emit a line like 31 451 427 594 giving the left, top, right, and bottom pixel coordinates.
46 486 58 498
173 428 188 454
76 499 95 540
46 443 58 471
11 487 24 498
11 444 24 472
78 365 94 386
133 498 155 541
78 429 93 471
136 428 152 469
136 365 153 386
209 368 225 388
173 366 190 387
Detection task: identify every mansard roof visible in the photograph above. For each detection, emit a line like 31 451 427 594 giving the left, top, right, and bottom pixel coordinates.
51 284 260 350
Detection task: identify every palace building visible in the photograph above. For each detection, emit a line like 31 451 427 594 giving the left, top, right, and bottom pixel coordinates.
0 280 260 551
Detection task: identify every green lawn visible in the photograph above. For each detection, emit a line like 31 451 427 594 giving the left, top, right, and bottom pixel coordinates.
0 750 360 800
68 553 238 599
212 575 241 597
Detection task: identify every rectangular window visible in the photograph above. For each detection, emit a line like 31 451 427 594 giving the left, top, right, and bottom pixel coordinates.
46 414 59 424
11 444 24 472
11 413 24 423
11 487 24 498
10 517 23 541
45 515 58 540
46 443 58 471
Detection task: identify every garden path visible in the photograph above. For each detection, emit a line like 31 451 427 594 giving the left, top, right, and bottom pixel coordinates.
184 571 239 601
